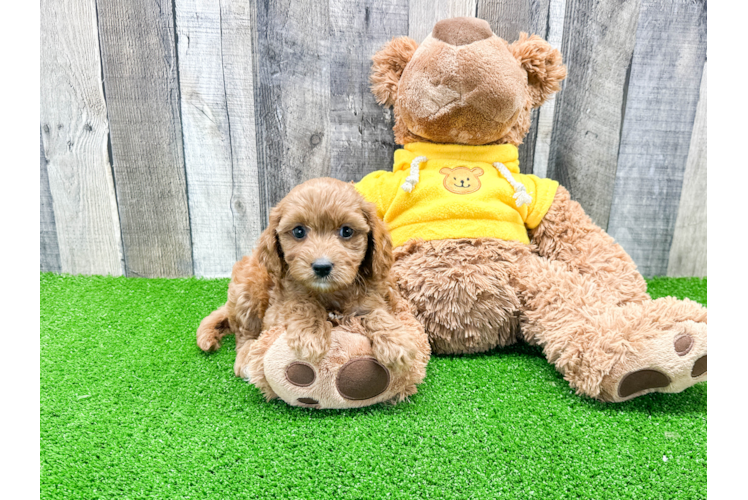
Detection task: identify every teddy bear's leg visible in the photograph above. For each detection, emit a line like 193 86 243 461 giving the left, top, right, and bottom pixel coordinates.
529 186 650 306
392 238 528 354
517 253 707 402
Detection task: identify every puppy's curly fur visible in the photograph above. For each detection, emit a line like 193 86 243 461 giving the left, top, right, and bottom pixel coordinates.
197 178 420 376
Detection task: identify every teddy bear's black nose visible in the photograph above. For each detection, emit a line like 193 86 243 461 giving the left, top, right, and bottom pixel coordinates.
312 259 333 278
432 17 494 46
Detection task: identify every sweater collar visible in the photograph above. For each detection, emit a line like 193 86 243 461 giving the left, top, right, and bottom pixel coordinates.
398 142 520 173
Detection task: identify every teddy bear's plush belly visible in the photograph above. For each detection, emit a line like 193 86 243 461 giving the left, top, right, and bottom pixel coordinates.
392 237 532 354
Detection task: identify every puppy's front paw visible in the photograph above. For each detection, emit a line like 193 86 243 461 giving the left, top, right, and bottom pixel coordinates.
287 330 331 364
372 334 418 373
197 335 221 352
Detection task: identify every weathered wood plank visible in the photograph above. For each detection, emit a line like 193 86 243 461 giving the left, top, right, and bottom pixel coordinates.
254 0 331 220
667 62 707 278
329 0 409 182
607 0 707 277
408 0 478 43
40 0 123 276
96 0 193 277
40 132 61 273
530 0 565 178
220 0 264 258
546 0 641 228
478 0 551 174
175 0 262 277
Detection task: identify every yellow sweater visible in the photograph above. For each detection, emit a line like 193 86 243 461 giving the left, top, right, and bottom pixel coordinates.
355 143 559 247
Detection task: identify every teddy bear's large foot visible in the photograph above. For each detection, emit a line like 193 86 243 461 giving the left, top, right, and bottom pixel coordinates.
599 318 707 402
544 296 708 403
236 325 429 409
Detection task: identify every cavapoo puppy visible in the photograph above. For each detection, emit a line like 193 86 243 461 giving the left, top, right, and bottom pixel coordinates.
197 177 421 380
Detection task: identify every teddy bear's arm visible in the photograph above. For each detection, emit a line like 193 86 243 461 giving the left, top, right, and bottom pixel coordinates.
529 185 649 305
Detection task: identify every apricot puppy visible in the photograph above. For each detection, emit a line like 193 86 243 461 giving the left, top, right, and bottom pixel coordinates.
197 178 420 376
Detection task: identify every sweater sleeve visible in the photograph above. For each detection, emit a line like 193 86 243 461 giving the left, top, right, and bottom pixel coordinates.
355 170 402 220
522 175 559 229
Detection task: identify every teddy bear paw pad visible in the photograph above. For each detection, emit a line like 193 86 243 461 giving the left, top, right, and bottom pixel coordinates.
691 355 707 377
285 362 316 387
297 397 319 406
618 369 671 398
673 334 694 356
336 358 390 400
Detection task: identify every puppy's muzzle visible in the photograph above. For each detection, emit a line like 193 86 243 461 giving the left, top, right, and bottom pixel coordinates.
312 258 333 278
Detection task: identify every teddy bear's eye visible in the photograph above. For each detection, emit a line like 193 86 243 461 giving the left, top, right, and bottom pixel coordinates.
467 178 470 181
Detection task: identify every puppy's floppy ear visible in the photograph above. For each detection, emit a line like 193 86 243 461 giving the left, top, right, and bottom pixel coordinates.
370 36 419 107
509 33 566 108
360 200 393 282
255 204 285 278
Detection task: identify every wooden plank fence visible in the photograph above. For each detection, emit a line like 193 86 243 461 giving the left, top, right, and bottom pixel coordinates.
40 0 707 278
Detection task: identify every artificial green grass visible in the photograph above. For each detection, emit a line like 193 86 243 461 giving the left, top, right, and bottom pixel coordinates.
41 273 706 499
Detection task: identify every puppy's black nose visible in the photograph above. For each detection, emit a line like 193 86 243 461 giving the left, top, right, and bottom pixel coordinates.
312 259 333 278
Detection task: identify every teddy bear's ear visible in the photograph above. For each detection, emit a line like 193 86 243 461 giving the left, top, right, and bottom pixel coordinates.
370 36 419 107
509 33 567 108
471 167 484 177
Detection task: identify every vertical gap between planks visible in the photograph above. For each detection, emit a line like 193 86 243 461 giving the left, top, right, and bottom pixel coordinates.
171 0 196 276
251 1 269 231
94 0 127 276
531 0 565 179
216 1 240 263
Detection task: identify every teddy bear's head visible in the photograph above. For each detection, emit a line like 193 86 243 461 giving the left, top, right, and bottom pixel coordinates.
370 17 566 146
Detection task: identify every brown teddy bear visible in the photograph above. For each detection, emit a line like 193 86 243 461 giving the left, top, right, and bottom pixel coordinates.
355 17 707 402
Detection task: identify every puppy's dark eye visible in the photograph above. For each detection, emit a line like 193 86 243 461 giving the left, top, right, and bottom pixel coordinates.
339 226 354 239
292 226 306 239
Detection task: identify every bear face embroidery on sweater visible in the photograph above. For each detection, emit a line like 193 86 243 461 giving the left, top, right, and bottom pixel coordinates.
439 166 484 194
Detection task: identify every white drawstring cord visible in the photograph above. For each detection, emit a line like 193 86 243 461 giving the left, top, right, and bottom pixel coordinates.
400 156 428 192
494 162 533 207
